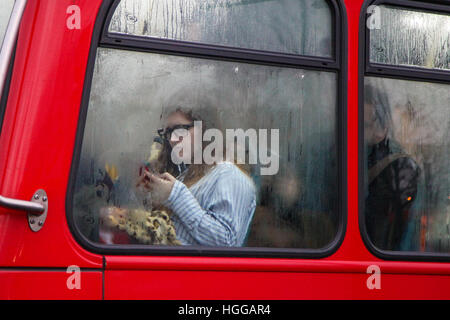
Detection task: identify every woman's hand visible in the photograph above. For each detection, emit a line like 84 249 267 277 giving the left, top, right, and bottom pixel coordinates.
137 170 176 205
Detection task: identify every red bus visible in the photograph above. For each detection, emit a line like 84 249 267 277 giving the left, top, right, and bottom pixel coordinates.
0 0 449 300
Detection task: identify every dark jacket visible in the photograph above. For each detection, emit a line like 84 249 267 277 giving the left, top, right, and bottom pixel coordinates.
365 138 421 250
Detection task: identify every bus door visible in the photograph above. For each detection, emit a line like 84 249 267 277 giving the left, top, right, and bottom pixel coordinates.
0 0 103 299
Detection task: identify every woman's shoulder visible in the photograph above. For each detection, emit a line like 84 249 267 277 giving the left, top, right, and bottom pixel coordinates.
213 161 245 174
212 162 255 187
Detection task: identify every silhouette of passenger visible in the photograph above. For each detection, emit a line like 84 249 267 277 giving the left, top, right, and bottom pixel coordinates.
364 84 421 250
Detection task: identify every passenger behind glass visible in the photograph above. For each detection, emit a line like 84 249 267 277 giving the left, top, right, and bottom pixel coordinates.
137 96 257 247
247 171 304 248
247 166 335 249
364 84 421 250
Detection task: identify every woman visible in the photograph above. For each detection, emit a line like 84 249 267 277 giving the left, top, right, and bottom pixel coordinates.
137 98 257 247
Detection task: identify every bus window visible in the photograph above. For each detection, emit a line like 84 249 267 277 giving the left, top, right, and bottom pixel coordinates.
0 0 15 47
363 3 450 254
369 5 450 71
364 78 449 252
108 0 333 57
71 0 342 254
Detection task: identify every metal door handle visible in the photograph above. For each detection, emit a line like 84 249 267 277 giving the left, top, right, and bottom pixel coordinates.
0 194 45 213
0 189 48 232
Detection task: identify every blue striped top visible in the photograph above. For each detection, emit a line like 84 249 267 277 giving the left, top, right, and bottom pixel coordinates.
163 162 256 246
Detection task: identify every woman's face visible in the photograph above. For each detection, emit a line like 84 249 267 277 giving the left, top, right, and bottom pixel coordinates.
165 111 196 163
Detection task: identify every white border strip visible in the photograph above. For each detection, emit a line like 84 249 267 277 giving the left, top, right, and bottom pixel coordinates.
0 0 28 96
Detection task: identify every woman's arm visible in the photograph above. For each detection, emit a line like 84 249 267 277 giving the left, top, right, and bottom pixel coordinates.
164 167 256 246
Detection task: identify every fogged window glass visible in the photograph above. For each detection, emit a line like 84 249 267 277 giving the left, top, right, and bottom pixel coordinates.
108 0 333 57
364 77 450 253
73 47 338 249
369 5 450 70
0 0 15 48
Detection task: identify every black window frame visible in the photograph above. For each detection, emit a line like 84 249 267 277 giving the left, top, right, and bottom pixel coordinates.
66 0 348 259
359 0 450 262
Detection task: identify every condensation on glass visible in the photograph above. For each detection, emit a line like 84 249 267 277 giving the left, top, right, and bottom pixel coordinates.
369 5 450 70
0 0 16 47
364 76 450 253
108 0 333 57
73 47 339 249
